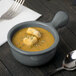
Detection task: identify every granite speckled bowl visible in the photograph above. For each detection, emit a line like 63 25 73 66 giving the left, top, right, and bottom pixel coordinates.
7 11 69 66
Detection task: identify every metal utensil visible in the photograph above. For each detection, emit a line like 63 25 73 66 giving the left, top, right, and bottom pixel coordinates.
46 50 76 76
0 0 25 20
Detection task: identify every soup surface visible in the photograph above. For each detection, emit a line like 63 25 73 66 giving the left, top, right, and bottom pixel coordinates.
12 27 55 52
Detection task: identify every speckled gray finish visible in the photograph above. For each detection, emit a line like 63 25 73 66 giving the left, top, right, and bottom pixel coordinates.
7 11 69 66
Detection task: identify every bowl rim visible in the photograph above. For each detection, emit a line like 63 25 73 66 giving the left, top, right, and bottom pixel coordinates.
7 21 59 55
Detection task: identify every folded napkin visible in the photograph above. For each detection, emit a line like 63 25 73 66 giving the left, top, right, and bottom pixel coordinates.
0 0 41 46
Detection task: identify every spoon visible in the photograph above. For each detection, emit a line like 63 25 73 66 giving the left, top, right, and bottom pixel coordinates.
45 50 76 76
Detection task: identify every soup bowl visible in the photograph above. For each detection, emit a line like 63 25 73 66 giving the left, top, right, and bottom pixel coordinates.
7 11 69 66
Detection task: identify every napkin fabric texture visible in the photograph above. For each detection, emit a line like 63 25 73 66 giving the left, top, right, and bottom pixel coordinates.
0 0 41 46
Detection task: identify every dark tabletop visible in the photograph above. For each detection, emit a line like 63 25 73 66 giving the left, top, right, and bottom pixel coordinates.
0 0 76 76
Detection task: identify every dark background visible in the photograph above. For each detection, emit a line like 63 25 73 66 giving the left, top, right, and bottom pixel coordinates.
0 0 76 76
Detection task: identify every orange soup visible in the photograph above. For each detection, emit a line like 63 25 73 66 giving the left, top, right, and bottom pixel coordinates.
12 27 55 52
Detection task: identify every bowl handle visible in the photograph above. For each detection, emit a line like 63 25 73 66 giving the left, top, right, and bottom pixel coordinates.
47 11 69 28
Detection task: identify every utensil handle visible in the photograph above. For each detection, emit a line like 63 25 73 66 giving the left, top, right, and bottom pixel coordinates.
48 11 69 28
46 67 64 76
